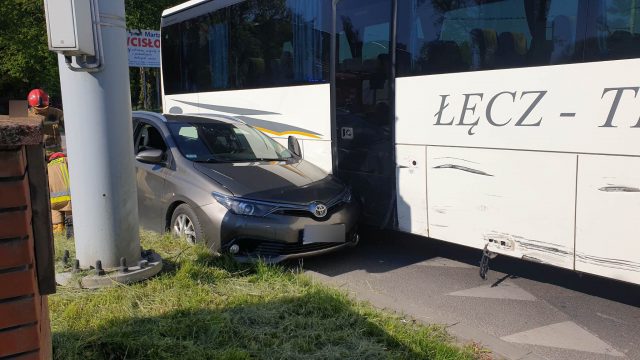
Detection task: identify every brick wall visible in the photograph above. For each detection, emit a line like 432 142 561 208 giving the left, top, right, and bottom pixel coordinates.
0 118 53 360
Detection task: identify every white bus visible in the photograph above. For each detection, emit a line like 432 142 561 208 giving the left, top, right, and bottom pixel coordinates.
161 0 640 285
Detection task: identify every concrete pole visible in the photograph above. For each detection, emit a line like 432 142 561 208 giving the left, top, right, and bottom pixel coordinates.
57 0 140 269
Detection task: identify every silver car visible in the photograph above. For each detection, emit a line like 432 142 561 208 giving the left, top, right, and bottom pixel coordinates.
132 111 360 261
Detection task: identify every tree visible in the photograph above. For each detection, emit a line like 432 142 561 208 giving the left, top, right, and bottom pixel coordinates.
0 0 183 104
0 0 59 101
125 0 184 30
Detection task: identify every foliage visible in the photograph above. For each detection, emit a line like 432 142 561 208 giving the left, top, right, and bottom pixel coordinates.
0 0 182 103
125 0 184 30
0 0 58 100
50 232 480 360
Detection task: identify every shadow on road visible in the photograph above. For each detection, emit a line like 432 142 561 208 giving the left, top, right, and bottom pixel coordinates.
300 227 640 308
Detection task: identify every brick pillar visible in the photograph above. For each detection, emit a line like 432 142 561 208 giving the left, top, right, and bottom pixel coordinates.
0 117 55 360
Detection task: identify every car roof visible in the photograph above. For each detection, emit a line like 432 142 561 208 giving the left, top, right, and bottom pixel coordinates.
132 111 245 125
165 114 245 124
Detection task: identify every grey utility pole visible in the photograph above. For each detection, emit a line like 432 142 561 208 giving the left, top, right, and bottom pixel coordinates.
45 0 161 286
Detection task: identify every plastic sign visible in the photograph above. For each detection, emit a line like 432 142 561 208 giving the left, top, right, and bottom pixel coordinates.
341 127 354 140
127 30 161 68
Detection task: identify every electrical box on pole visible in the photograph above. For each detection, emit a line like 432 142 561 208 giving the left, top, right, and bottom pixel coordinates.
44 0 96 56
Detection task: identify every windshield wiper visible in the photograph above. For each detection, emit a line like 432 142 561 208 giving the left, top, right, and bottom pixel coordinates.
255 158 287 162
194 158 231 163
196 157 291 163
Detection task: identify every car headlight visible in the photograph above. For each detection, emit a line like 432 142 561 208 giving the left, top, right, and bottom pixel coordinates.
213 193 278 217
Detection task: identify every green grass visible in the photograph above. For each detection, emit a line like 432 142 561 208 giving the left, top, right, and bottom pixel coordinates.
50 232 481 360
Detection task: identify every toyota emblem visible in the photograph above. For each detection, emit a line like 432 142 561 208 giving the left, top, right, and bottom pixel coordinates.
311 202 328 218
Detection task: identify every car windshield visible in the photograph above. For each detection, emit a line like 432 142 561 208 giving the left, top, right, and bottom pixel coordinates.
168 121 293 163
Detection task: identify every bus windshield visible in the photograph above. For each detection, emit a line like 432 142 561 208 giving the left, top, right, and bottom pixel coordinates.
168 121 293 163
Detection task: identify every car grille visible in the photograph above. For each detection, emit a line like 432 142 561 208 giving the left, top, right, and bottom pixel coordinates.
228 228 356 259
275 202 345 220
254 241 341 257
268 188 351 219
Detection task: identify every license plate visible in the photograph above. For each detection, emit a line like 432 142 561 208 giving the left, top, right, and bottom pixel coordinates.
303 224 346 244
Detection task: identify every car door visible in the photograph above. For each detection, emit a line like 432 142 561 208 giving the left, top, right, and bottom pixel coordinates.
133 120 169 232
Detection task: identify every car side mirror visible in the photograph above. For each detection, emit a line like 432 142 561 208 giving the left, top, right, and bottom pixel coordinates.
136 148 164 164
288 135 302 159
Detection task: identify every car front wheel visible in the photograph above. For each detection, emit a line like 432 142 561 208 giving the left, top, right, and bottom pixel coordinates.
171 204 204 245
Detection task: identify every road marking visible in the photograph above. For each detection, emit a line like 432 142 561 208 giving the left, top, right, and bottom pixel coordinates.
501 321 625 357
447 281 537 301
417 257 475 269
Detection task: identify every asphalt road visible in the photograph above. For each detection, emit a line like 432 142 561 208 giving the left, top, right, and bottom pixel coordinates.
300 229 640 360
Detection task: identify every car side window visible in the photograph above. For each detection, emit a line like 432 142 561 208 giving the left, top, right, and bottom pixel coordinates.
134 123 168 154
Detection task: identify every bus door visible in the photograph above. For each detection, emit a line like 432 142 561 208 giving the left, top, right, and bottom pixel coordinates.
333 0 396 227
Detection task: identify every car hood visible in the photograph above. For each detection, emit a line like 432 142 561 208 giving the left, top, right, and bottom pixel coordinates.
193 160 344 204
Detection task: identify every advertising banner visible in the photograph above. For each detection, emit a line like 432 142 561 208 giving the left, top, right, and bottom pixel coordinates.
127 29 161 68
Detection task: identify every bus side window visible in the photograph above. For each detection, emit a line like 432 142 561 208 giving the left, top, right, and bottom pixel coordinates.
584 0 640 61
396 0 583 76
161 0 331 95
